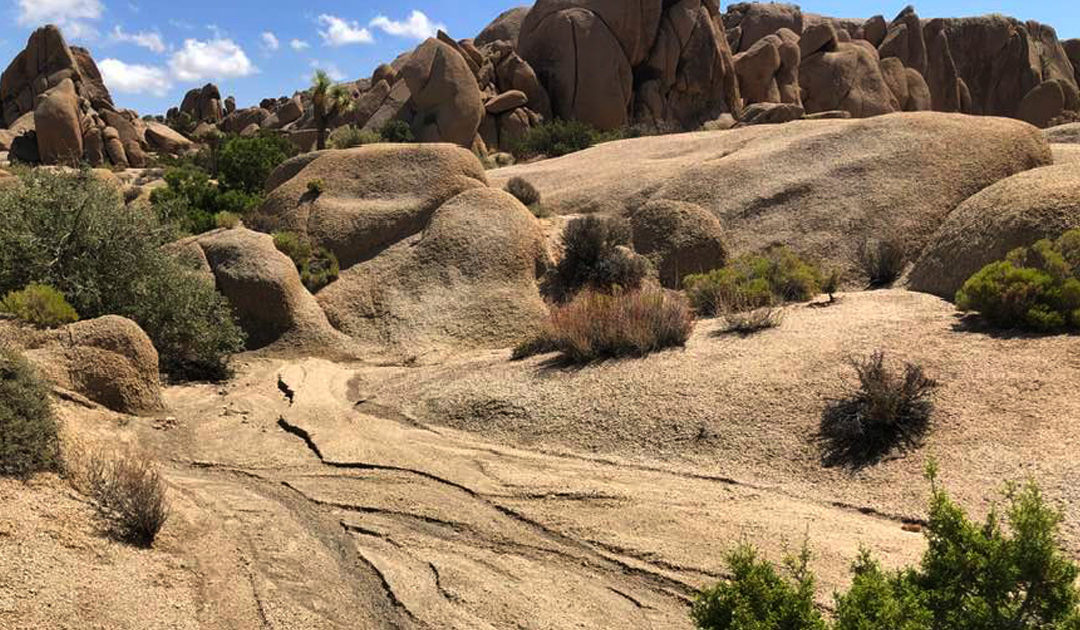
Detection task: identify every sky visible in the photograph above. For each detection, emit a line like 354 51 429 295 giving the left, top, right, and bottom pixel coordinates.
1 1 1077 116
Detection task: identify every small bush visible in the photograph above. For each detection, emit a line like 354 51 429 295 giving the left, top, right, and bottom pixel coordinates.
307 179 325 197
214 211 240 229
513 119 601 159
1 284 78 328
856 236 907 288
514 288 694 363
685 246 822 316
0 351 60 478
505 176 541 207
273 231 339 292
217 133 296 195
723 305 784 335
379 119 415 143
820 351 937 467
956 230 1080 333
328 125 382 149
551 215 648 301
69 445 169 547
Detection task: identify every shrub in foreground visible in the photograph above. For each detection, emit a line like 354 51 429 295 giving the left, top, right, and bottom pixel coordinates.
0 351 60 478
0 168 245 381
693 466 1080 630
69 445 169 547
273 231 340 292
956 229 1080 332
820 351 937 467
685 246 822 316
551 215 648 301
513 288 694 363
1 284 78 328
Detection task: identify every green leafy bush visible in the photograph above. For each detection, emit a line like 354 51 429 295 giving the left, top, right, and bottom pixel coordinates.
1 284 78 328
379 119 415 143
550 215 648 301
693 467 1080 630
513 288 694 363
272 231 340 293
684 246 822 316
214 211 240 229
513 119 603 159
0 351 60 479
328 125 382 149
217 133 296 195
820 351 938 467
956 230 1080 332
0 168 245 381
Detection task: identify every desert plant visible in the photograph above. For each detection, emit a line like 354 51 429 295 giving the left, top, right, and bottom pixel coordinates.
69 445 169 547
505 176 542 207
722 304 784 335
551 215 648 301
821 269 840 304
379 119 415 143
272 231 339 292
685 246 822 316
214 211 240 229
956 230 1080 333
217 133 295 195
514 288 694 363
856 236 907 288
307 179 325 196
0 168 245 381
311 70 354 151
0 351 60 478
820 351 938 467
1 284 78 328
328 124 381 149
513 119 601 159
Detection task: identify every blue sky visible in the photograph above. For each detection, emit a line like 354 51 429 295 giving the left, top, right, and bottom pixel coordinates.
1 1 1077 116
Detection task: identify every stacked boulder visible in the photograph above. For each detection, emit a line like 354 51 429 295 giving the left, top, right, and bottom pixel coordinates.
0 25 189 166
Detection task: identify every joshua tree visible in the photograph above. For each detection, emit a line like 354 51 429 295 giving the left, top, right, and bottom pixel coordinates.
311 70 353 151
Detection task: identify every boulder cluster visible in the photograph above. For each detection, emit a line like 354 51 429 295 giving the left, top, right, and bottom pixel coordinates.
0 26 192 167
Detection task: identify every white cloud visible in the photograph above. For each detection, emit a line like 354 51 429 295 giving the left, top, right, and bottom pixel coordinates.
99 58 172 96
261 31 279 51
317 14 374 46
310 61 346 82
111 26 167 53
290 38 310 51
169 38 257 82
369 10 445 40
18 0 104 39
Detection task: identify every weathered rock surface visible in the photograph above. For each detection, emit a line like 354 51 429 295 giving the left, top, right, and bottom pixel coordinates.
476 6 530 46
401 39 485 146
630 200 727 288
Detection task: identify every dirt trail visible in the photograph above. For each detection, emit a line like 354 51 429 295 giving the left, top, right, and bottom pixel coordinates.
138 357 924 629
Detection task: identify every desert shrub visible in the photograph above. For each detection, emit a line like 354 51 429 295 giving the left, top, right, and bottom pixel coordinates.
307 179 325 196
273 231 340 292
856 236 907 288
692 543 826 630
722 304 785 335
505 176 541 207
820 351 937 467
956 230 1080 333
0 168 245 381
685 246 822 316
513 288 694 363
69 445 169 547
1 284 78 328
551 215 648 301
150 164 220 234
214 211 240 229
379 119 415 143
217 133 295 195
513 119 600 159
693 468 1080 630
328 125 382 148
0 351 60 478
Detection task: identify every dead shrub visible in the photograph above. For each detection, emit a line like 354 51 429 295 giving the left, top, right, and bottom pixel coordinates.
723 305 784 334
68 444 169 547
820 351 938 467
856 236 907 288
505 176 541 207
513 288 694 362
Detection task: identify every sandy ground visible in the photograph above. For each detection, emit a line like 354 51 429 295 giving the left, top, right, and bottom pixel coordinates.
2 289 1078 628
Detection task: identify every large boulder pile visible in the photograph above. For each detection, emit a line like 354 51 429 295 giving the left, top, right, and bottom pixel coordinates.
0 26 187 166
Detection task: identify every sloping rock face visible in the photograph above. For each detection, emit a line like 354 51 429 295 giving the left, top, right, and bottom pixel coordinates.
909 164 1080 299
476 6 530 46
488 112 1051 278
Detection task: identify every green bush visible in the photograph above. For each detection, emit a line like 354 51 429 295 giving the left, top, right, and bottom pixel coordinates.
307 179 325 196
217 133 296 195
513 119 601 159
684 246 822 316
1 284 79 328
956 230 1080 332
379 119 415 143
272 231 340 293
328 125 382 149
820 351 938 467
550 215 648 301
693 466 1080 630
0 351 60 479
214 211 241 230
0 168 245 381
